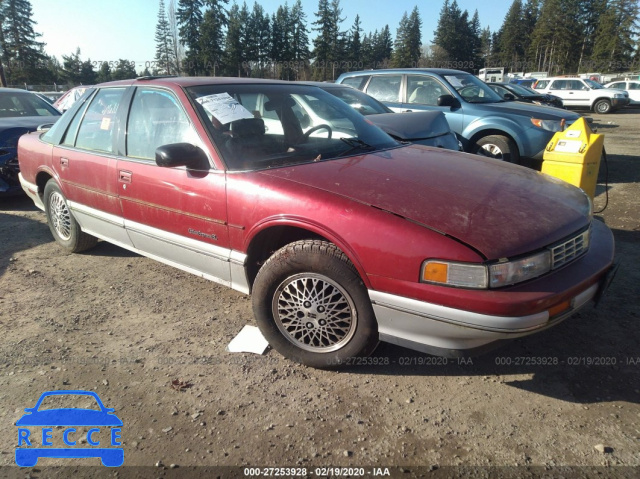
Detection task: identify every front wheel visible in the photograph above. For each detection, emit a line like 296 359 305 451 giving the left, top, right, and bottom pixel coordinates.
44 180 98 253
474 135 519 163
252 240 378 368
594 99 612 114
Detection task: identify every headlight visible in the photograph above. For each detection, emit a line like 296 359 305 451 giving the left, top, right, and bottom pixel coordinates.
531 118 566 132
488 251 551 288
421 251 553 289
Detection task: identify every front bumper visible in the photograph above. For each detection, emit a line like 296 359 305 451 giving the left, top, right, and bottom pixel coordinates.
369 220 615 357
612 98 630 108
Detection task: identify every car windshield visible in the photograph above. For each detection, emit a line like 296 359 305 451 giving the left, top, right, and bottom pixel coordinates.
187 84 398 171
584 79 604 89
444 74 504 103
0 91 60 118
323 87 391 115
505 83 538 96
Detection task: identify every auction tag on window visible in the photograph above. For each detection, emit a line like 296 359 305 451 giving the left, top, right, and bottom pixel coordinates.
100 117 111 130
196 93 254 125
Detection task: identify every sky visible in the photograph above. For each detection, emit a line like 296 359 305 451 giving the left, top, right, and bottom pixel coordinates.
30 0 509 71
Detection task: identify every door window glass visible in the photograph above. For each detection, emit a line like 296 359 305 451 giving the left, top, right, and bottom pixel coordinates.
75 88 125 153
126 88 200 160
365 75 402 102
407 75 448 105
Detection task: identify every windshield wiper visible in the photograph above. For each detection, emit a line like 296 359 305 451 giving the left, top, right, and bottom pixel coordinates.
339 138 376 156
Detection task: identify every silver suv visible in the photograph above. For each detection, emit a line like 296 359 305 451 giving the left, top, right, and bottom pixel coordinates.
533 77 629 114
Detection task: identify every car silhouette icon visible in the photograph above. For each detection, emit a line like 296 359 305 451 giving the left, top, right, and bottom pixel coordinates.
15 390 123 467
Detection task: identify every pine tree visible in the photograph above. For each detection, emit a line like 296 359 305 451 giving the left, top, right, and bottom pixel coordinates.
347 15 362 66
591 0 639 72
111 59 137 80
199 0 228 75
498 0 526 71
96 62 112 83
311 0 344 80
245 2 270 75
223 2 245 76
177 0 205 75
290 0 310 69
62 48 83 85
1 0 47 84
155 0 177 75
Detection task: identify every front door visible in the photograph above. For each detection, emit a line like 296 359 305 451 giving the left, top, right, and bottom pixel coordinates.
116 87 232 286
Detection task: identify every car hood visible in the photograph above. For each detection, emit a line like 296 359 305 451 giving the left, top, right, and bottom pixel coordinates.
260 145 590 259
367 111 452 140
0 116 57 148
16 409 123 426
469 100 580 120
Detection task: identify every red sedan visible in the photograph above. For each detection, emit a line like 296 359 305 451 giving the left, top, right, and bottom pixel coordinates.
18 77 615 368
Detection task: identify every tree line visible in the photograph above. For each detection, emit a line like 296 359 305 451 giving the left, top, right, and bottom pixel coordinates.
0 0 638 88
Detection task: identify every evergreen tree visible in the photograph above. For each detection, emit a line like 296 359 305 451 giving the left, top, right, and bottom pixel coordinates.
1 0 47 84
468 10 483 71
155 0 177 75
591 0 639 72
348 15 362 66
392 9 422 68
96 61 112 83
245 2 270 75
62 48 83 85
576 0 606 72
111 59 137 80
223 2 245 76
498 0 526 70
177 0 204 74
80 59 97 84
311 0 344 80
290 0 310 71
199 0 228 75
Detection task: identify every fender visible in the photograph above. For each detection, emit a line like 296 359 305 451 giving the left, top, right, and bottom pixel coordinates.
244 215 372 288
461 115 527 155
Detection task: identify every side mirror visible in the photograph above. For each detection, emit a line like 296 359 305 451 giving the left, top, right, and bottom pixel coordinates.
503 93 516 101
155 143 208 169
437 94 458 107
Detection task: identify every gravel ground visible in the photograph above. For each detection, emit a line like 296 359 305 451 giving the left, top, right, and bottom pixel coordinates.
1 108 639 478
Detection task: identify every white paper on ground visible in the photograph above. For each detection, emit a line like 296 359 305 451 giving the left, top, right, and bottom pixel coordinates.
227 325 269 354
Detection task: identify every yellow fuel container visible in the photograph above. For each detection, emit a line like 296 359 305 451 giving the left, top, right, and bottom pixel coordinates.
541 117 604 199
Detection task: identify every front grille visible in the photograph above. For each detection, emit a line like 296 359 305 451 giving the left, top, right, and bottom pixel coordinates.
550 228 590 270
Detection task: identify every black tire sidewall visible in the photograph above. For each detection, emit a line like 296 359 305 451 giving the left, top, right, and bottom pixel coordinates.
252 242 378 368
475 135 518 163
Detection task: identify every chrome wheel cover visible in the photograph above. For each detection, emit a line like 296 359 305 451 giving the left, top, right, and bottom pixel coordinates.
478 143 504 159
272 273 357 353
49 191 72 241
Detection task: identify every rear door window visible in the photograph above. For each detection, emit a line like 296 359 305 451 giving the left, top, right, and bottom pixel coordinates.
75 88 126 154
365 75 402 102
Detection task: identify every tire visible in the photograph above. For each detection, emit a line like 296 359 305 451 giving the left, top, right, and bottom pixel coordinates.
594 99 612 114
44 180 98 253
474 135 519 163
252 240 378 368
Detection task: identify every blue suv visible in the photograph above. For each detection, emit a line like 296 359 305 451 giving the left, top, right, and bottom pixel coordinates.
336 68 581 164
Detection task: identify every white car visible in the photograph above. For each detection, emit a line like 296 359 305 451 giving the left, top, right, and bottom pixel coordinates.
533 77 629 114
604 80 640 105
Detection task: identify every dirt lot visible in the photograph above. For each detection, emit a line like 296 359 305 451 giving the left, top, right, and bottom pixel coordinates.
1 108 639 478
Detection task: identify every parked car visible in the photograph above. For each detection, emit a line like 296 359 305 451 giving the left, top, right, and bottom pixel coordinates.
487 82 564 108
532 77 629 114
604 80 640 105
0 88 61 196
336 68 581 163
509 78 537 88
300 81 461 150
53 85 92 112
18 77 615 368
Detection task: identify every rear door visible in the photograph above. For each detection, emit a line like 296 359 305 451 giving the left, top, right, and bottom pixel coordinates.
547 79 588 107
52 87 133 247
116 87 232 286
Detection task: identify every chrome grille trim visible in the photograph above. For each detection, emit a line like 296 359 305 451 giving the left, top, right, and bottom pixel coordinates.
549 228 590 270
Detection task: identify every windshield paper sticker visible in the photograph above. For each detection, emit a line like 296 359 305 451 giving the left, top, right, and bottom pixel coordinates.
196 93 254 124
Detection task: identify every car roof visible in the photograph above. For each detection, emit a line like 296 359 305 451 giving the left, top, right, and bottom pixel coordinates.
339 68 469 77
96 76 311 88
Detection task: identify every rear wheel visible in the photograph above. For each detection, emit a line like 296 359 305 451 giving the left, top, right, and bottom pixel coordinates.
594 99 612 114
44 180 98 253
474 135 519 163
252 240 378 368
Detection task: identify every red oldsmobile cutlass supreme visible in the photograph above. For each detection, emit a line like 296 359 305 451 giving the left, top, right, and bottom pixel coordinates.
18 77 615 368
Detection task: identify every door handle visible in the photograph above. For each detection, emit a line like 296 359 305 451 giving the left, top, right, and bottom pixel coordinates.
60 157 69 167
119 170 132 183
403 109 413 112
